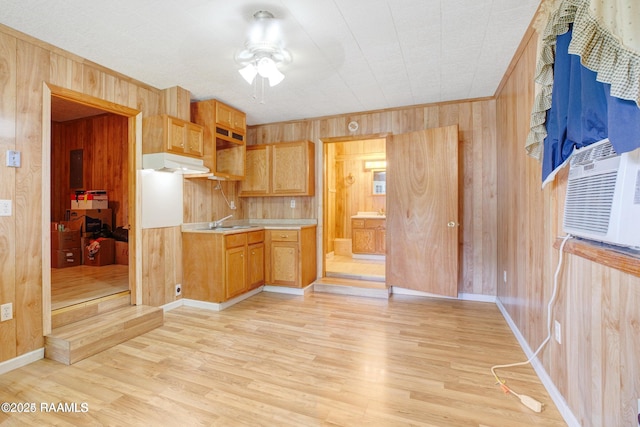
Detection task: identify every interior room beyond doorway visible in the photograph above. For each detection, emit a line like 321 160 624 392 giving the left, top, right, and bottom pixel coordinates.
324 137 386 283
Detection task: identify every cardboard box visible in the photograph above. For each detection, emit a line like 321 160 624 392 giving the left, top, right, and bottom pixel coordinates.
115 241 129 265
71 199 109 209
65 209 113 233
71 191 108 209
52 248 81 268
83 237 115 266
51 230 81 250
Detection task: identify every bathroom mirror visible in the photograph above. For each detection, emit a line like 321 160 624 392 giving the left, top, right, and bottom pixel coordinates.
372 170 386 195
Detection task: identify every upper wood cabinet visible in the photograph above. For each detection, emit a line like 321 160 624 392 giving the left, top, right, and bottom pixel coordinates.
239 140 315 197
191 99 246 180
143 114 204 157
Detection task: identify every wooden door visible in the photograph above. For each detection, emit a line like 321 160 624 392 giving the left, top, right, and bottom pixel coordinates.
386 126 459 297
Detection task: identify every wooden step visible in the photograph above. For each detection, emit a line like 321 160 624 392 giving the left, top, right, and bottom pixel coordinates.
45 305 163 365
313 277 391 299
51 291 131 329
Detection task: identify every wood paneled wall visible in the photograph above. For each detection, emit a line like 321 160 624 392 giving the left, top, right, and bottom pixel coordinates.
0 23 165 362
246 98 497 296
495 24 640 426
51 114 129 228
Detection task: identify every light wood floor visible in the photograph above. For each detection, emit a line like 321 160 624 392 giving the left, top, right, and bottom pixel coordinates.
0 292 567 426
51 265 129 310
326 254 385 282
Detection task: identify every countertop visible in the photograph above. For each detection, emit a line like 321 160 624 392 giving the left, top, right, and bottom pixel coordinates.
351 211 386 219
181 219 317 234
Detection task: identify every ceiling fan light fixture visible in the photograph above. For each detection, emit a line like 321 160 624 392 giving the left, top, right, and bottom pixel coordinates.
239 63 258 84
235 10 291 91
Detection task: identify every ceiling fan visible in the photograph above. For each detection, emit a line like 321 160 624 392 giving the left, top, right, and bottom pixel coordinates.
235 10 292 88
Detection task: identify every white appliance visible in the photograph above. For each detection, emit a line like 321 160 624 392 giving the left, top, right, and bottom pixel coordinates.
140 170 183 229
142 152 209 174
563 138 640 249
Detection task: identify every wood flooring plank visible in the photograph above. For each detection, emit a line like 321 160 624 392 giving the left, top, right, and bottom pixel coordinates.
0 292 567 426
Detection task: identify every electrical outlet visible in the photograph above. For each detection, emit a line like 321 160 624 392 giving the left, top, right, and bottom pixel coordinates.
0 200 11 217
290 199 295 208
554 320 562 344
503 270 507 283
230 200 236 210
1 303 13 321
6 150 21 167
175 284 182 297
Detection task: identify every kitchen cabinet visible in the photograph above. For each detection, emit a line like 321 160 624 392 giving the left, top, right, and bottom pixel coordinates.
352 218 386 255
190 99 246 180
265 226 316 288
182 229 264 302
239 141 315 197
143 114 204 157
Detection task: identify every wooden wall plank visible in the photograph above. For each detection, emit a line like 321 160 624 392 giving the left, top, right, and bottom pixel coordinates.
0 30 18 362
15 39 48 354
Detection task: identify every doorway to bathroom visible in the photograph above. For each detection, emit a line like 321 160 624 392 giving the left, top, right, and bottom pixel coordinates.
323 137 386 283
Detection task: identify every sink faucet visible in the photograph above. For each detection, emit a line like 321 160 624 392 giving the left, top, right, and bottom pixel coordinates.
210 214 233 229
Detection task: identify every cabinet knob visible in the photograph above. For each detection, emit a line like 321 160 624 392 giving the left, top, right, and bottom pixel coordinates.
447 221 458 228
281 234 288 238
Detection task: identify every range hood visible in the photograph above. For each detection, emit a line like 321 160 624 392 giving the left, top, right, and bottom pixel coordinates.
142 152 210 174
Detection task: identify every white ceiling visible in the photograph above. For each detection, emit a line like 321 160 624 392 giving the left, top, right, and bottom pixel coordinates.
0 0 539 125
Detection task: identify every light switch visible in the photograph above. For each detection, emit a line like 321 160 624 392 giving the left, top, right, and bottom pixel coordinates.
6 150 21 167
0 200 12 216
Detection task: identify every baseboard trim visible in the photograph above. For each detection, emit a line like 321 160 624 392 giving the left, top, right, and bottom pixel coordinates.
263 284 313 296
391 286 457 299
0 348 44 376
458 293 496 303
495 298 580 427
161 299 184 312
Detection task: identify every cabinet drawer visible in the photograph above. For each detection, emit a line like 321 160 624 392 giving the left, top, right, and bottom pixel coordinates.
248 230 265 245
225 233 247 248
352 219 365 228
270 230 298 242
365 219 385 229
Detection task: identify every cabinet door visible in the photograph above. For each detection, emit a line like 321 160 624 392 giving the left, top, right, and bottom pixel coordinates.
215 102 233 128
248 242 265 289
231 109 246 132
352 228 376 254
225 246 246 299
239 146 270 196
269 242 298 287
272 143 311 195
185 123 204 156
376 228 386 254
167 116 186 152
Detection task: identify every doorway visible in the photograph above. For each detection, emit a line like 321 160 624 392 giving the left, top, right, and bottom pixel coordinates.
42 84 141 335
323 137 386 283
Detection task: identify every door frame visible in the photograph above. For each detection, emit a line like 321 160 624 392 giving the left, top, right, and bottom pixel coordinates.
41 83 142 335
320 133 390 281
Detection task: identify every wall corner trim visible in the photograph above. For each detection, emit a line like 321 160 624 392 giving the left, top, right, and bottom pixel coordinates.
495 298 581 427
0 348 45 376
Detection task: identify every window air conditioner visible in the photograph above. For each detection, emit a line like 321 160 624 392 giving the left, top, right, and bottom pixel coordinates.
563 138 640 249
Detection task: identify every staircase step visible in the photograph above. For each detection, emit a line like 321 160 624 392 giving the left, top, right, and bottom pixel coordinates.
45 305 163 365
313 277 391 299
51 291 131 329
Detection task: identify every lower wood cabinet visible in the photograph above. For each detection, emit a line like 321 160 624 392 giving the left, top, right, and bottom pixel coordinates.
352 218 386 255
265 226 317 288
183 229 265 303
